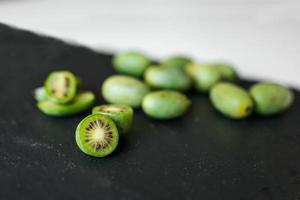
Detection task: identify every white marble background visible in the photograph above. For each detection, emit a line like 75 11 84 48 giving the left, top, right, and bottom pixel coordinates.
0 0 299 88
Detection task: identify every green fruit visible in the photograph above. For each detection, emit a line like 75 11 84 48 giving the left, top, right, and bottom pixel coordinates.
186 63 222 92
142 90 191 120
92 104 133 135
75 114 119 157
44 71 78 104
112 51 151 77
37 91 95 116
33 87 47 101
210 83 253 119
144 66 191 91
161 56 192 69
102 75 150 108
214 63 238 81
249 82 294 115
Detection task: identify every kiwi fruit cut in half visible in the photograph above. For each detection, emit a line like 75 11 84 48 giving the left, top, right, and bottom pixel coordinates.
44 71 78 104
92 104 133 135
75 114 119 157
37 91 95 116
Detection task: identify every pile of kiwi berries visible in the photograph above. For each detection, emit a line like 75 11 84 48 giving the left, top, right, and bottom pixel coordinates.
109 51 294 120
34 51 294 158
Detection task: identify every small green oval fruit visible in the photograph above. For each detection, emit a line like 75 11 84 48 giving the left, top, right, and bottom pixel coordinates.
37 91 95 116
161 56 192 69
214 63 238 82
102 75 150 108
44 70 78 104
142 90 190 120
185 63 222 92
92 104 134 135
144 66 191 91
112 51 151 77
249 82 294 115
210 83 253 119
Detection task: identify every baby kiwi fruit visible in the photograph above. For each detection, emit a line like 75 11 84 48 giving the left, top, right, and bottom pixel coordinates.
92 104 133 135
185 63 222 92
37 91 95 116
102 75 150 108
44 70 78 104
75 114 119 157
249 82 294 115
112 51 151 77
142 90 191 120
144 66 192 91
210 82 253 119
214 63 238 82
161 56 192 69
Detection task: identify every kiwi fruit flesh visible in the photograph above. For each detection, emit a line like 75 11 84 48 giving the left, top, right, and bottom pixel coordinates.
44 71 78 104
92 104 133 135
37 91 95 116
75 114 119 157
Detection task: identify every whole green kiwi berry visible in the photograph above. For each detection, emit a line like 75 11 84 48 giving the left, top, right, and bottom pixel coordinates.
142 90 191 120
112 51 151 77
92 104 134 135
75 114 119 157
213 63 238 81
161 56 192 69
185 63 222 92
37 91 95 116
210 82 253 119
102 75 150 108
44 70 78 104
249 82 294 115
144 65 192 91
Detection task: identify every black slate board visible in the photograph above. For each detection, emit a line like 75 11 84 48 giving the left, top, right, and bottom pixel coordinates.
0 23 300 200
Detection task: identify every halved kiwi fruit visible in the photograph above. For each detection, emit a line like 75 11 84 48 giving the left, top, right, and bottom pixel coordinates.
37 91 95 116
92 104 133 135
44 71 78 104
75 114 119 157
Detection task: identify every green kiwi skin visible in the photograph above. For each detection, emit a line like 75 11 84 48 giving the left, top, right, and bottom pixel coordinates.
92 104 134 136
210 82 253 119
142 90 191 120
144 66 192 92
213 63 239 82
101 75 150 108
249 82 294 115
161 56 192 69
185 63 222 93
75 114 119 157
37 91 95 116
44 70 78 104
112 51 151 77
